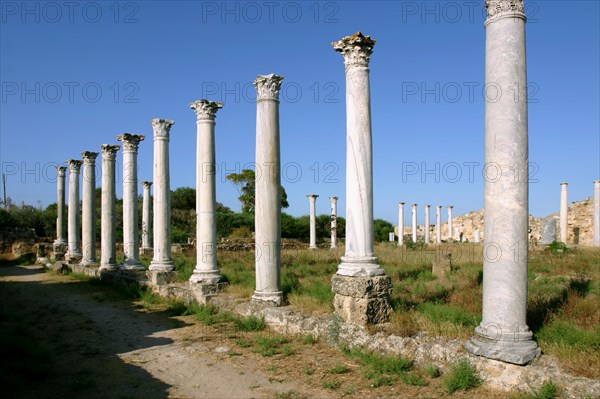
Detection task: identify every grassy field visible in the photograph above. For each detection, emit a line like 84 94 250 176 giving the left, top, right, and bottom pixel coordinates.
168 242 600 379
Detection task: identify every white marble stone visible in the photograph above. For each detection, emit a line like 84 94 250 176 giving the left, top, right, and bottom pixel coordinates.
333 33 385 277
307 194 319 249
149 119 175 272
252 74 284 305
560 182 568 243
424 204 431 244
117 133 145 270
67 159 82 258
411 204 418 243
447 205 454 242
99 144 120 271
398 202 405 246
53 166 67 255
454 227 461 242
81 151 98 266
189 100 224 283
141 181 153 253
594 180 600 247
465 0 540 365
474 230 481 244
436 205 442 244
330 196 338 249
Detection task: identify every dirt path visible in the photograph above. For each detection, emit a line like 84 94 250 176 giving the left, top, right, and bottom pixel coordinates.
0 265 332 399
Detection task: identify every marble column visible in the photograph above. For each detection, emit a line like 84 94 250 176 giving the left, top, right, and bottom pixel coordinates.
67 159 83 259
307 194 319 249
117 133 145 270
252 74 284 305
447 206 454 241
141 181 153 254
330 196 338 249
81 151 98 266
53 166 67 258
455 227 461 242
398 202 405 246
331 32 391 325
559 182 568 243
474 230 481 244
99 144 120 271
594 180 600 247
411 203 418 243
424 204 431 244
189 100 223 283
149 119 175 272
465 0 540 365
436 205 442 244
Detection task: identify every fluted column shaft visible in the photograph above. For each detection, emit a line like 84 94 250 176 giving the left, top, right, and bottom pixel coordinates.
100 145 119 270
117 133 144 270
141 181 153 252
67 160 82 258
308 195 319 249
54 166 67 250
424 205 431 243
330 196 338 249
189 100 223 283
149 119 175 271
465 0 539 365
398 202 405 246
81 152 98 265
560 182 568 243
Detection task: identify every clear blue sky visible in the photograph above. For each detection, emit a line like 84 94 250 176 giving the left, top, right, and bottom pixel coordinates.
1 0 599 224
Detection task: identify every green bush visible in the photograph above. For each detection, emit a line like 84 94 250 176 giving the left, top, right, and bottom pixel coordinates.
443 360 481 393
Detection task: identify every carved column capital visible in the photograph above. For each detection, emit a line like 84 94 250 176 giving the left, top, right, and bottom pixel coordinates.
101 144 120 159
81 151 99 164
67 159 82 172
485 0 526 24
254 74 284 102
190 99 224 121
141 181 153 189
56 166 67 177
332 32 376 69
151 119 175 140
117 134 145 152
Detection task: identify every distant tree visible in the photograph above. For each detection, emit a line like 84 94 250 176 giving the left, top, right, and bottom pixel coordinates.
373 219 394 242
226 169 289 213
171 187 196 211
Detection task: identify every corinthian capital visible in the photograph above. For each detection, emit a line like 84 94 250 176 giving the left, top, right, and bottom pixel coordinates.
101 144 120 159
151 118 175 139
117 133 145 152
67 159 83 172
254 74 284 102
190 99 224 121
56 166 67 177
332 32 376 68
141 181 153 189
485 0 526 22
81 151 99 164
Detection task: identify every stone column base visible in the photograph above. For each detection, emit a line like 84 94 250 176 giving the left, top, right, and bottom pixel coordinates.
52 242 67 261
120 259 145 271
189 281 228 304
252 291 283 306
67 254 82 264
189 270 222 284
147 270 177 286
331 274 392 325
148 260 174 272
464 326 541 365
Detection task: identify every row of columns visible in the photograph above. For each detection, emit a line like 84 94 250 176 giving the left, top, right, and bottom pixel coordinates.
397 203 469 244
303 195 339 250
558 181 600 246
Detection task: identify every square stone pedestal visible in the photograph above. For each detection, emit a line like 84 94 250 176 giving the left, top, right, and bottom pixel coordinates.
147 270 176 286
432 252 452 277
189 282 228 304
331 274 392 325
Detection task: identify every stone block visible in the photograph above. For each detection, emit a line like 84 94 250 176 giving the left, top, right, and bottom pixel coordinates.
189 282 228 304
50 261 69 274
432 252 452 277
147 270 176 286
333 294 391 325
331 275 392 298
541 216 559 245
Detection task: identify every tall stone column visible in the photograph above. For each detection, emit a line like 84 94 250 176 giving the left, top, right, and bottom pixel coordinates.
447 205 454 241
253 74 284 305
559 182 568 243
149 119 175 272
331 32 391 325
465 0 540 365
67 159 83 259
411 203 418 243
330 196 338 249
307 194 319 249
189 100 223 283
117 133 145 270
53 166 67 258
424 204 431 243
436 205 442 244
398 202 405 246
140 181 153 254
81 151 98 266
99 144 120 271
474 230 481 244
594 180 600 247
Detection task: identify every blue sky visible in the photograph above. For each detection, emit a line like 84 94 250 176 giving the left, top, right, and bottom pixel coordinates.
1 0 599 224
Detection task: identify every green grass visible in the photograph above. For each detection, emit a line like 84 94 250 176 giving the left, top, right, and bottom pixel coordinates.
423 364 441 378
443 360 481 393
418 302 480 327
233 315 266 332
327 364 351 374
537 320 600 350
254 335 290 357
512 381 559 399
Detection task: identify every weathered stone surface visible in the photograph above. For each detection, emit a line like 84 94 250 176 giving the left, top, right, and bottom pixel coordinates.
432 252 452 277
331 275 391 298
50 261 69 274
333 294 391 325
147 270 176 286
540 216 559 245
12 241 35 257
